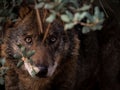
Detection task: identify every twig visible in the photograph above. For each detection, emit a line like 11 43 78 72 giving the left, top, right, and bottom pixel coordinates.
22 57 39 77
34 0 43 33
79 19 99 27
43 9 48 22
42 23 51 43
80 22 96 27
99 0 109 18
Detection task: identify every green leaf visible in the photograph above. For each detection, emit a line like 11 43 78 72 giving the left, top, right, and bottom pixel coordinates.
54 0 62 3
86 13 94 22
21 46 26 57
35 2 45 8
0 69 4 76
3 67 9 74
28 58 33 65
73 13 81 21
73 12 88 22
64 23 75 30
82 27 90 34
21 46 26 52
16 0 23 5
44 3 54 9
90 0 94 3
61 14 71 23
13 54 22 59
0 77 4 85
91 24 103 31
64 0 79 8
46 13 56 23
31 69 37 77
26 50 35 58
17 60 24 68
38 0 42 2
0 67 8 76
94 6 100 18
55 2 65 11
0 58 6 66
65 10 73 20
79 5 91 11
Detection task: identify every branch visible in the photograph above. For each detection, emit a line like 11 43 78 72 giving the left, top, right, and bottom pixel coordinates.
42 23 51 43
34 0 43 33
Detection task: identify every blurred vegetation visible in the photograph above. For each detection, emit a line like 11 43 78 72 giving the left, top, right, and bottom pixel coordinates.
36 0 104 32
0 0 105 32
0 58 9 85
0 0 23 30
14 44 38 78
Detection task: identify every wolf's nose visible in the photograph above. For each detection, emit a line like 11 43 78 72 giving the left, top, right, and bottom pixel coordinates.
36 66 48 77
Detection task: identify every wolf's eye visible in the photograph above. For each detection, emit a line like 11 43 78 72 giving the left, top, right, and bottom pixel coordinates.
25 37 32 44
49 36 57 44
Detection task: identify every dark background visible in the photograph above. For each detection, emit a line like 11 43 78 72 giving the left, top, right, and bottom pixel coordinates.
108 0 120 25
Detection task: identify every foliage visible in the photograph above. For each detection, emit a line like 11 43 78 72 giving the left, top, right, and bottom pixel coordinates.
14 45 38 77
0 58 9 85
0 0 105 32
0 0 23 30
35 0 104 33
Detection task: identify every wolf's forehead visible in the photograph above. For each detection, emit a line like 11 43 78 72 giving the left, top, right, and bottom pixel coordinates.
11 16 64 38
12 24 37 35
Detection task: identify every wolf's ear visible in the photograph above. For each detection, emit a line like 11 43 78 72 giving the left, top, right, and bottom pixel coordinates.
19 6 31 19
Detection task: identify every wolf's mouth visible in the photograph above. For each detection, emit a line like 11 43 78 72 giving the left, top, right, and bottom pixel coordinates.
23 60 58 78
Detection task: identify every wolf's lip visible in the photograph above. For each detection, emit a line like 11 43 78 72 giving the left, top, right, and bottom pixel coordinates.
24 61 49 78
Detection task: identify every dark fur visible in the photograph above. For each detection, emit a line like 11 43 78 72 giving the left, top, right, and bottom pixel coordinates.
1 1 120 90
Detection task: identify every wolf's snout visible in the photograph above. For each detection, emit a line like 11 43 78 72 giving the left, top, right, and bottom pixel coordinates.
36 65 48 77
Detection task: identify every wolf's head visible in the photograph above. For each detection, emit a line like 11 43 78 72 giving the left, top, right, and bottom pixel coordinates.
2 8 80 79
